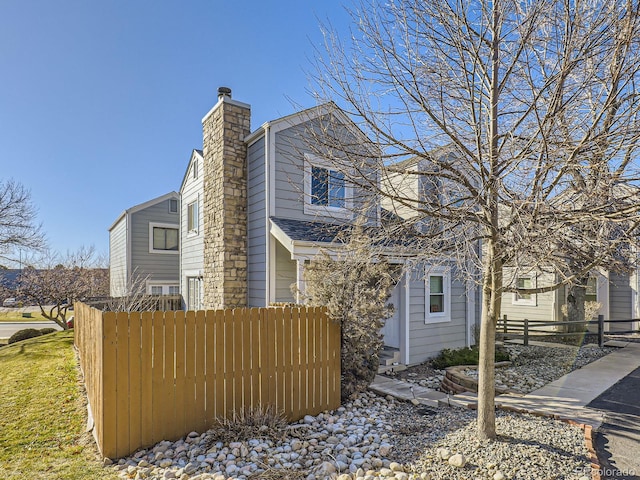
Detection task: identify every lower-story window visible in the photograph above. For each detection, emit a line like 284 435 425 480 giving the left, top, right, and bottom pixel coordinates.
187 277 203 311
425 266 451 323
148 284 179 295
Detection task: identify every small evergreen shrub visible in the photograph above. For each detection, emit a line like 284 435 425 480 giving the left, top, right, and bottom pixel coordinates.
39 328 57 335
8 328 44 345
431 345 510 369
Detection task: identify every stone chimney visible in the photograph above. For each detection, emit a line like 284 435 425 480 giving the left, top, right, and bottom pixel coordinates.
201 87 251 309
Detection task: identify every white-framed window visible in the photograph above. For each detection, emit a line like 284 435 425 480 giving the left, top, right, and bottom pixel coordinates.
149 222 179 254
425 266 451 323
303 154 352 219
187 276 203 311
187 200 199 234
169 199 178 213
512 276 537 306
585 276 598 303
148 283 180 295
192 159 198 179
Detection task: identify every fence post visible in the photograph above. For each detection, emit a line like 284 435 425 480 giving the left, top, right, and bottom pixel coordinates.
524 318 529 346
598 314 604 348
503 314 508 334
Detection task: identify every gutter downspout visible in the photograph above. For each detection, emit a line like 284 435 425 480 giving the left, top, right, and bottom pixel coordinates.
264 124 272 306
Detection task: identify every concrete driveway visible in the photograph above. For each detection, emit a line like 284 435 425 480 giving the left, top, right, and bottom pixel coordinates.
588 366 640 480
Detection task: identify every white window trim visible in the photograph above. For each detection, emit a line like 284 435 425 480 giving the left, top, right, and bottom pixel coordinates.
512 275 537 306
187 199 199 235
303 153 353 219
169 198 178 213
149 222 180 254
146 280 180 295
425 266 451 324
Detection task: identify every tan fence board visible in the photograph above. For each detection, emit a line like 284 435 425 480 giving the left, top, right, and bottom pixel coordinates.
214 310 225 419
173 311 186 440
184 311 196 432
194 310 206 433
204 311 216 428
128 312 142 454
140 312 153 448
151 311 165 444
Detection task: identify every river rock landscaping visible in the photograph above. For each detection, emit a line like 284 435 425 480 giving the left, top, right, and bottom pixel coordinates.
111 392 592 480
110 342 614 480
388 342 615 395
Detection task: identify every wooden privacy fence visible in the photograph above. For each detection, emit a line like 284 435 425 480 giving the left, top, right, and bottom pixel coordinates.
74 302 341 459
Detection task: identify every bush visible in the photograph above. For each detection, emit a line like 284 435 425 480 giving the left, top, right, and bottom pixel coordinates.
431 345 510 369
8 328 44 345
205 405 288 445
39 328 57 335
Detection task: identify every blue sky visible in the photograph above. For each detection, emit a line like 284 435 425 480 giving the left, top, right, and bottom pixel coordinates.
0 0 351 264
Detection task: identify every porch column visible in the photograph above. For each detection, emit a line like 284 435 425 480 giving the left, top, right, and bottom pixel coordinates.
296 259 306 304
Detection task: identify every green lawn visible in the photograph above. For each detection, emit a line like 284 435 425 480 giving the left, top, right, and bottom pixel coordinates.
0 309 50 322
0 332 118 479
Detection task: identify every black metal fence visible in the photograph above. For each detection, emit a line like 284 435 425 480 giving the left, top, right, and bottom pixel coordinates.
496 315 639 347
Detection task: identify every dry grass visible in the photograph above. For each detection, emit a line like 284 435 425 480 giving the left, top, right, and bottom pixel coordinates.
205 404 289 446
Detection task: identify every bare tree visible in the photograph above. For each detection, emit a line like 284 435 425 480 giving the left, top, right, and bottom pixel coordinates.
0 179 45 263
18 246 109 329
102 269 158 313
310 0 640 439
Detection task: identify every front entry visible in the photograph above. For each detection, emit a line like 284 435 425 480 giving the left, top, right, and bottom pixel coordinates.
381 283 401 348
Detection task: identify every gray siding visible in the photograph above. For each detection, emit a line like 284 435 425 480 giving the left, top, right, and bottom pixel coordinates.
500 269 556 323
247 139 267 306
109 217 128 296
275 240 296 303
130 199 180 285
408 265 468 365
180 155 204 307
609 272 632 325
272 120 379 224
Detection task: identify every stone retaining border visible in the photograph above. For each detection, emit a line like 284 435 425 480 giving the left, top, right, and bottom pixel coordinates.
442 362 513 395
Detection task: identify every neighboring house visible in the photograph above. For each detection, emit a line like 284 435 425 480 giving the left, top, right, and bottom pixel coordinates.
109 192 180 297
178 88 478 366
501 267 640 332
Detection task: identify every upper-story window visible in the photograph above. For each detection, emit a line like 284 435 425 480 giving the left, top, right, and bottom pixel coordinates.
169 199 178 213
304 154 351 219
311 166 345 208
192 159 198 179
187 200 199 234
149 222 179 254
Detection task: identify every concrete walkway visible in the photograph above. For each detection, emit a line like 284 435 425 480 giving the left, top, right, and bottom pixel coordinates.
371 340 640 430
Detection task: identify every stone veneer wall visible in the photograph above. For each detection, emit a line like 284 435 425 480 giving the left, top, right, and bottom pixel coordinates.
201 96 251 309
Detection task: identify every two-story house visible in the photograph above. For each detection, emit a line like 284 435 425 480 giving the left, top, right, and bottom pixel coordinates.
178 88 478 366
109 192 180 297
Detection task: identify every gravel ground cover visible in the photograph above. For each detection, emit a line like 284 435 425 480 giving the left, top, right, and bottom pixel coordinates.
389 343 615 394
111 392 592 480
111 343 616 480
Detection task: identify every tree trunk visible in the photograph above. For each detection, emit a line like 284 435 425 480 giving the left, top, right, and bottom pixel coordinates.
477 242 502 441
566 279 587 334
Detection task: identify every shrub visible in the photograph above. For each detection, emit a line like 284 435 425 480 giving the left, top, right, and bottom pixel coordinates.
431 345 510 369
8 328 43 344
300 230 398 401
205 405 288 445
39 328 57 335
